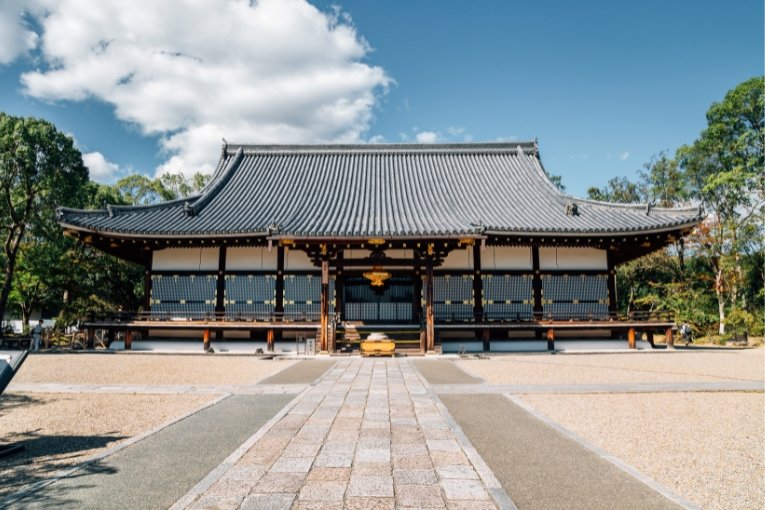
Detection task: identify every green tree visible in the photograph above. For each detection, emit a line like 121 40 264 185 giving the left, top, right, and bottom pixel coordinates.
677 76 765 335
586 176 643 203
0 114 88 326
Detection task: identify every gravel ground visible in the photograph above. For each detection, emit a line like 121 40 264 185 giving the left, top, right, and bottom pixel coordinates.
457 349 765 385
13 354 297 385
0 392 215 497
516 392 764 510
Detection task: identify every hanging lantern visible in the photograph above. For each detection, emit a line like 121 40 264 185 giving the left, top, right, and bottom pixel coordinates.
363 265 391 287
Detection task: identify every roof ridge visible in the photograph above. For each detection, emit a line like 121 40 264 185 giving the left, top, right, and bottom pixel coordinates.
185 147 244 216
222 141 539 155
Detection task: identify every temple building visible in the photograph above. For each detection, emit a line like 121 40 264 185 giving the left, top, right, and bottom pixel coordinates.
58 142 703 352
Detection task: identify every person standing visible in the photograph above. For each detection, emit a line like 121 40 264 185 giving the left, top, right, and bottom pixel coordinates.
30 320 44 352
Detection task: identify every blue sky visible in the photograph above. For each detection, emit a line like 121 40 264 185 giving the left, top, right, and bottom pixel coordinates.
0 0 762 197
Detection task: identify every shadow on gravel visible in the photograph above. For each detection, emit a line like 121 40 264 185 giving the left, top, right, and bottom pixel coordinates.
0 432 125 498
3 461 119 509
0 393 45 417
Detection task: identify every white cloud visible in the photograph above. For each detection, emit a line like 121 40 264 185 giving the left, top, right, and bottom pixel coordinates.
620 151 630 160
415 131 439 143
15 0 391 176
82 151 120 183
0 0 39 65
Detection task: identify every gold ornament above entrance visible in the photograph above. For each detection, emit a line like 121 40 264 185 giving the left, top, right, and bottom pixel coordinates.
363 266 392 287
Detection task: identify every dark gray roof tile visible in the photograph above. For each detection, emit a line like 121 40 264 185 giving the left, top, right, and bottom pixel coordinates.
59 142 703 239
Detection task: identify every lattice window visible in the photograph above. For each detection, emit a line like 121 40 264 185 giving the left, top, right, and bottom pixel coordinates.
150 274 217 317
482 274 534 321
433 275 473 321
224 274 275 319
343 276 413 322
283 275 335 321
541 274 609 320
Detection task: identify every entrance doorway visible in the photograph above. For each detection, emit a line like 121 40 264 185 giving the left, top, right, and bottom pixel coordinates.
343 275 415 322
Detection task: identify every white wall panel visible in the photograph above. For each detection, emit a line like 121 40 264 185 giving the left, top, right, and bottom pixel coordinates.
285 248 315 270
440 248 473 270
226 246 277 270
539 247 607 270
483 246 532 270
152 247 219 271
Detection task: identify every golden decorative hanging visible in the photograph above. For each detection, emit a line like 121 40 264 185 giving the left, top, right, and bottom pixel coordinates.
367 238 386 246
363 265 391 287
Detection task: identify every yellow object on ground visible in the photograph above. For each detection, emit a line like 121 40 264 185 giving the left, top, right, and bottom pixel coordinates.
360 339 396 357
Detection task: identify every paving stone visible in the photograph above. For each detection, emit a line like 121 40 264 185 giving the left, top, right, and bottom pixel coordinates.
355 447 390 463
283 442 323 457
298 480 348 501
391 442 428 455
272 414 307 430
292 501 343 510
205 478 256 497
307 467 351 481
222 465 267 481
270 456 314 473
351 462 392 477
392 468 438 486
426 439 461 453
395 484 446 508
445 501 497 510
346 475 394 498
251 472 306 493
314 452 354 468
435 465 480 480
430 451 470 467
422 429 454 440
321 441 357 454
240 492 295 510
439 479 491 501
392 454 434 470
189 495 244 510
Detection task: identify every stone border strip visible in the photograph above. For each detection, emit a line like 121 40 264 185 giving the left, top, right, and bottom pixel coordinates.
0 392 232 508
7 382 307 395
406 359 518 510
169 360 338 510
504 393 701 510
432 380 765 394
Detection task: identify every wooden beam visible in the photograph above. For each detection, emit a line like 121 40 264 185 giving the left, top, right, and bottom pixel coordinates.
125 329 133 350
546 328 555 351
334 252 344 319
666 327 674 349
425 257 435 353
275 246 285 344
266 329 275 352
607 250 617 314
86 327 95 349
203 329 211 351
628 327 636 349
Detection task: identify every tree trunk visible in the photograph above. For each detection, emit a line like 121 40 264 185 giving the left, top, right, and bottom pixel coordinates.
716 268 726 336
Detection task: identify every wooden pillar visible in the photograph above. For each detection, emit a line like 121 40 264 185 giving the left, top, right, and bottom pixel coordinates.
320 259 330 353
215 246 227 339
646 330 655 348
266 329 275 352
203 329 211 351
666 327 674 349
473 244 488 351
606 250 617 316
546 328 555 351
425 257 435 353
275 246 285 343
125 329 133 350
413 254 423 321
532 244 543 339
335 252 344 319
628 327 636 349
143 270 152 312
86 328 95 349
107 328 115 348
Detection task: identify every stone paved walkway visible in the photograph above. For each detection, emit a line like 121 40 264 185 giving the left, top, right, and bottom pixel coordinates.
180 358 502 510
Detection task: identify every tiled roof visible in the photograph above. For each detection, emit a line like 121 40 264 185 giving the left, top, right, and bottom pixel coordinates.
58 142 703 239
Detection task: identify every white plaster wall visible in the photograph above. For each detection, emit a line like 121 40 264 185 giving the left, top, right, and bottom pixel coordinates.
226 246 277 270
152 247 219 271
285 248 315 270
440 248 473 270
539 247 607 270
483 246 532 270
343 249 371 259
